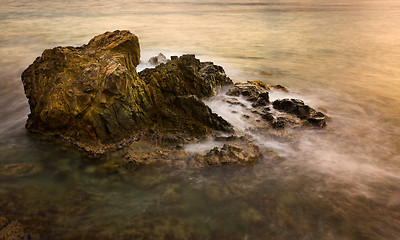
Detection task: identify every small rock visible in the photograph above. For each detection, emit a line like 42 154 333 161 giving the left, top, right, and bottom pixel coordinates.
307 117 326 127
272 119 286 129
148 53 168 65
271 84 289 92
226 86 240 96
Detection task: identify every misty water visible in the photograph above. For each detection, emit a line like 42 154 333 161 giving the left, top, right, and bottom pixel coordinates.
1 0 400 239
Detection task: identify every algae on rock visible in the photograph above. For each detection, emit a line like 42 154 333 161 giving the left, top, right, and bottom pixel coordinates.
21 30 233 151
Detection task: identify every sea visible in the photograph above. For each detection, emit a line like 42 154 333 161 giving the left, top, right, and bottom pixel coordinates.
0 0 400 239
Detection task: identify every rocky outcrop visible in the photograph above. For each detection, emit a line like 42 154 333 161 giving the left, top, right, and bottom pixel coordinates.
21 30 328 168
21 31 232 152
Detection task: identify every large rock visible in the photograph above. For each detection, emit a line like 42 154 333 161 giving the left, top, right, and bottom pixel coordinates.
21 30 233 150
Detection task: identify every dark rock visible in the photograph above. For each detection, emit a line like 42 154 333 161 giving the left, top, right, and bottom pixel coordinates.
307 116 326 127
148 53 168 65
226 82 269 104
252 96 269 108
226 86 240 96
272 118 286 130
261 113 275 122
173 95 233 133
21 31 233 152
273 98 326 127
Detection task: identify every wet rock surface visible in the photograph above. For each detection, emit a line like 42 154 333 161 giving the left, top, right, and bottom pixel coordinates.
22 30 232 154
273 98 327 127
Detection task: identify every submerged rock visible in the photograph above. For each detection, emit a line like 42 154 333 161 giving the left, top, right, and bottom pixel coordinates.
0 217 31 240
21 30 232 152
196 137 262 166
0 162 42 179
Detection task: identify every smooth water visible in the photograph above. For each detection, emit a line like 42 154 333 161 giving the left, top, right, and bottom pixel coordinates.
1 0 400 239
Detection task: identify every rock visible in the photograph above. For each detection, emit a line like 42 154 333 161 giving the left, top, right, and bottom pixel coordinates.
148 53 168 65
226 86 240 96
271 84 289 92
173 95 233 133
0 163 42 179
0 218 31 240
226 82 269 103
21 31 233 152
22 30 146 145
272 118 286 130
273 98 327 127
197 137 262 165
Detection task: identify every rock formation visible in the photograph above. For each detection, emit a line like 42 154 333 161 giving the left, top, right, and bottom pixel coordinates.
21 30 232 151
21 30 328 166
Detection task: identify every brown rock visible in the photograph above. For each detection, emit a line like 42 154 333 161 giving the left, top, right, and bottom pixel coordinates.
21 31 233 153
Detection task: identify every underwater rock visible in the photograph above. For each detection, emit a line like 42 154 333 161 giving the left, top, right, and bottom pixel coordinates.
0 217 31 240
0 163 42 179
21 30 232 153
196 137 262 166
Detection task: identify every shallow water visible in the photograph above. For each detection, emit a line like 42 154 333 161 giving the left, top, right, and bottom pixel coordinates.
1 0 400 239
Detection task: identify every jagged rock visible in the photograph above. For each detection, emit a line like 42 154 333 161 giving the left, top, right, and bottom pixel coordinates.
148 53 168 65
21 31 233 152
226 82 269 103
272 98 326 127
173 95 233 133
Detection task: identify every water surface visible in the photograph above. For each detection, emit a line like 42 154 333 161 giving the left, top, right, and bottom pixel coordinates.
1 0 400 239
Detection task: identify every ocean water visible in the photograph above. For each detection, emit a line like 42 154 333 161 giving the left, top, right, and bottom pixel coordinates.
1 0 400 239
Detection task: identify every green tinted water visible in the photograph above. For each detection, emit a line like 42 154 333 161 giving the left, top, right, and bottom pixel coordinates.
1 0 400 239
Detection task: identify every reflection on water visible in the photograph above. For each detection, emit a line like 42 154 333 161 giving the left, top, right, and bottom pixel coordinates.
1 0 400 239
